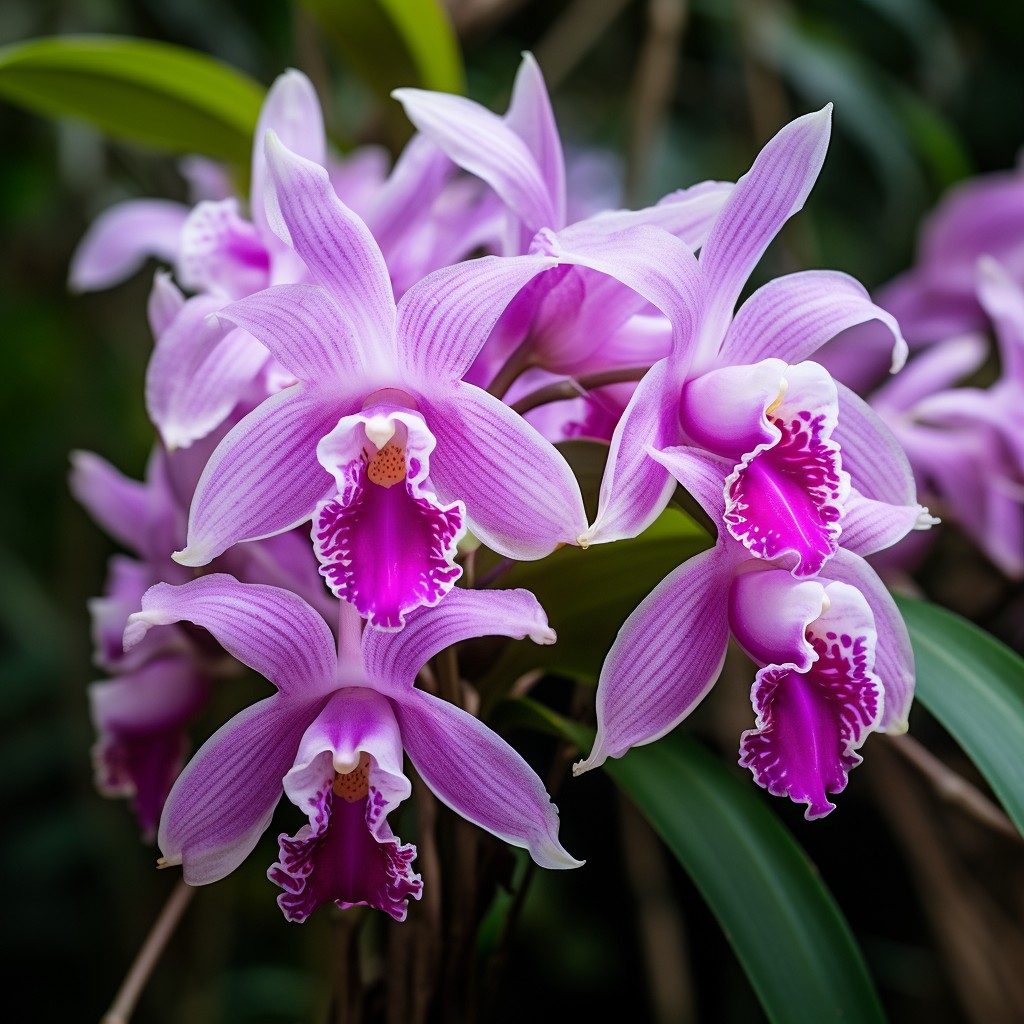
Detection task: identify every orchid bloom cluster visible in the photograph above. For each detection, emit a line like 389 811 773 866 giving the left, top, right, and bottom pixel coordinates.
821 165 1024 577
72 54 933 923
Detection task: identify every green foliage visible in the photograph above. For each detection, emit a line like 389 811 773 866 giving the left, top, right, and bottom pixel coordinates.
298 0 464 104
477 507 710 695
898 595 1024 837
0 36 264 164
506 699 887 1024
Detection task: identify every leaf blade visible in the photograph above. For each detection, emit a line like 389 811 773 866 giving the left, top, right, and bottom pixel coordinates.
0 36 264 163
505 700 887 1024
896 594 1024 836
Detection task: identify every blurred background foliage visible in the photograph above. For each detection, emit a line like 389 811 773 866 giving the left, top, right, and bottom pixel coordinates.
1 0 1023 1021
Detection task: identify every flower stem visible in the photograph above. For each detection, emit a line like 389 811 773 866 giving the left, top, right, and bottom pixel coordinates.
510 365 650 415
887 733 1021 842
486 339 534 401
102 880 194 1024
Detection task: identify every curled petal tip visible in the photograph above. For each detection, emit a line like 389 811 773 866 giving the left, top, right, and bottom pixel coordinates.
571 753 602 777
577 531 592 550
156 855 182 870
916 507 941 530
172 545 211 568
882 716 910 736
532 836 585 871
529 625 558 646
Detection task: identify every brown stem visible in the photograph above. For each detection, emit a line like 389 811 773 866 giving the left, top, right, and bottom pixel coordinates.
486 339 534 401
534 0 635 91
101 880 194 1024
331 910 366 1024
619 794 695 1024
510 365 651 415
886 732 1021 842
627 0 689 205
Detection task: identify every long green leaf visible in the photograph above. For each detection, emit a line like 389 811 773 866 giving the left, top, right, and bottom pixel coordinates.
505 699 886 1024
897 595 1024 836
0 36 264 163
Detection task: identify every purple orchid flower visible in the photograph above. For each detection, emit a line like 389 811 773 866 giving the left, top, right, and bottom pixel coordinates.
867 257 1024 577
394 53 733 425
123 576 579 921
70 427 330 838
875 165 1024 347
173 131 594 629
579 106 920 583
574 447 916 819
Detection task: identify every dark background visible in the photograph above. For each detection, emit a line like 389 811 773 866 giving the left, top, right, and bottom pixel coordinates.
2 1 1023 1020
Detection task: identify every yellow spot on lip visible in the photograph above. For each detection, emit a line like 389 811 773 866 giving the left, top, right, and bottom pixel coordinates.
367 443 406 488
333 751 371 802
766 378 788 419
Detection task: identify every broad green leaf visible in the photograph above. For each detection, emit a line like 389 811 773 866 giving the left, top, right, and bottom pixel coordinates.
300 0 464 101
476 507 710 697
504 699 886 1024
897 595 1024 836
0 36 264 164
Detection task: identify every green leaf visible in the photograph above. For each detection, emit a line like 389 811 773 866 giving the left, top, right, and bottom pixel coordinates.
477 507 710 696
300 0 464 100
503 700 886 1024
0 36 264 164
896 595 1024 837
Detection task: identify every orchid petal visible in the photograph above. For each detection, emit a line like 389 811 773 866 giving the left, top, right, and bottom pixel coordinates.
91 657 210 842
178 198 270 299
362 587 555 692
648 444 733 529
158 692 326 884
393 86 557 235
722 270 907 373
68 199 188 292
175 383 355 566
397 254 555 382
147 271 185 336
977 256 1024 382
392 687 581 869
826 549 914 732
679 359 785 458
739 580 883 819
870 335 988 414
697 107 832 359
839 491 937 558
584 359 680 545
574 546 732 772
124 574 337 697
544 222 704 352
147 295 269 451
216 283 373 382
251 69 327 233
505 52 566 229
729 569 827 671
69 451 150 554
419 383 587 558
834 382 919 507
263 133 396 357
580 180 732 249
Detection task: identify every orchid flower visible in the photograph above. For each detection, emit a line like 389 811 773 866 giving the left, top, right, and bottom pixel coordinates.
874 164 1024 347
581 106 925 578
868 257 1024 577
123 576 579 921
173 131 594 629
574 447 915 819
70 434 330 837
394 53 733 419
